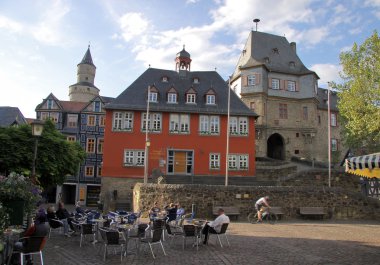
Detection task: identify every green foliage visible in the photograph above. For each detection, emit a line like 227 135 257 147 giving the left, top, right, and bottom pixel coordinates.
0 202 9 234
0 120 85 189
335 31 380 151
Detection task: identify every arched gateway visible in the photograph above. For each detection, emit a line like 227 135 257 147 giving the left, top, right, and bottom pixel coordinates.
267 133 285 160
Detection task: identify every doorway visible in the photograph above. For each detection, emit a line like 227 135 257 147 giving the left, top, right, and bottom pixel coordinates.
267 133 285 160
167 150 193 174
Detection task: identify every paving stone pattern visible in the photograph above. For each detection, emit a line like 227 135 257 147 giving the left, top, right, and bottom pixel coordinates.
38 220 380 265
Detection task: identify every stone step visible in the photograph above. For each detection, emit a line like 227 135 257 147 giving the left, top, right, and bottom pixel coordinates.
164 175 277 186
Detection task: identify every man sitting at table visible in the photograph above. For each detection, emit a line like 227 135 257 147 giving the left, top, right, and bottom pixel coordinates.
165 203 178 222
149 201 161 222
202 208 230 244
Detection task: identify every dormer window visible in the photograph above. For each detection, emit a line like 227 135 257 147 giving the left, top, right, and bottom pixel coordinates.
162 76 168 82
148 92 158 102
193 77 199 84
186 94 196 104
264 57 270 64
168 93 177 103
93 101 101 112
206 95 216 105
47 99 54 109
272 48 279 54
289 61 295 68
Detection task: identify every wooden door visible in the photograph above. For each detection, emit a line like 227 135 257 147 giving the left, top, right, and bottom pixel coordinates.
174 151 187 174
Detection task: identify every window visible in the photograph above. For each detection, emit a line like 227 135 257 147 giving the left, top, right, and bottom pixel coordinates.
162 76 168 82
167 93 177 103
113 112 133 131
93 101 101 112
210 153 220 170
206 95 215 105
287 81 296 92
67 136 76 142
67 114 78 127
124 150 145 166
148 92 158 103
85 166 94 177
47 99 54 109
200 115 219 135
228 154 249 170
296 133 299 138
99 115 105 127
40 112 49 121
229 117 238 134
303 106 308 120
331 139 338 151
169 114 190 133
318 115 321 124
331 113 337 127
294 150 300 154
87 115 96 126
186 94 196 104
248 75 256 86
250 102 255 110
193 78 199 84
142 113 162 132
86 138 95 153
279 103 288 119
97 167 102 177
230 117 248 135
239 117 248 135
97 138 104 154
272 79 280 90
49 113 59 123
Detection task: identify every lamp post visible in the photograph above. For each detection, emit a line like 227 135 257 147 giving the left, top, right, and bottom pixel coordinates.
225 77 232 187
327 82 332 188
144 86 151 184
31 120 44 182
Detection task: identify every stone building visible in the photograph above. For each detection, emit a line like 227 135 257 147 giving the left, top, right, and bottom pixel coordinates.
230 30 343 163
35 46 113 206
101 48 258 210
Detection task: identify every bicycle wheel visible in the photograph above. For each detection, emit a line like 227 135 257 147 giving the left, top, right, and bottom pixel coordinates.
268 213 276 225
247 212 258 224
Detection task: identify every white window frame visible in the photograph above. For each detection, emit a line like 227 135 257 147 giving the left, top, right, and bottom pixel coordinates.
209 153 220 170
148 92 158 103
200 115 219 135
186 94 196 104
93 101 101 112
272 79 280 90
168 93 177 103
228 154 249 170
124 150 145 167
331 113 337 127
142 113 162 132
86 138 95 153
193 78 199 84
331 139 338 151
47 99 54 109
287 81 296 92
230 117 238 135
113 112 134 131
40 112 49 121
169 114 190 133
210 116 220 134
87 115 96 126
248 75 256 86
230 117 248 135
239 117 248 135
206 95 216 105
67 114 78 128
200 115 209 133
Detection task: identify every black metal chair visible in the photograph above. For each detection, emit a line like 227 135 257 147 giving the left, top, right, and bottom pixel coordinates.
139 228 166 259
80 223 96 247
127 223 149 253
182 225 200 251
165 223 183 245
13 236 47 265
101 230 125 262
47 218 64 238
152 219 166 241
208 223 230 248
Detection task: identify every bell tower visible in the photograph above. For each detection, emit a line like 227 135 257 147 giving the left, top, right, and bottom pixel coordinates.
69 45 100 102
175 45 191 78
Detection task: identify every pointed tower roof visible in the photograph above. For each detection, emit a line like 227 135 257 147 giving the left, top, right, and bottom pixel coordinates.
232 31 317 79
78 45 95 67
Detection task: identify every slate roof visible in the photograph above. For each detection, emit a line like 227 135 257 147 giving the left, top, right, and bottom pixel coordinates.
60 101 88 112
79 46 95 67
317 87 339 111
0 106 27 127
232 31 317 78
101 96 115 104
176 47 190 58
106 68 258 117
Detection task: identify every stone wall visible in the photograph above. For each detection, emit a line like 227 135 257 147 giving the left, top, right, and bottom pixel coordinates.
133 183 380 220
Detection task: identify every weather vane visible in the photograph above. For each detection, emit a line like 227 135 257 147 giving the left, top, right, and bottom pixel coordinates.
253 18 260 31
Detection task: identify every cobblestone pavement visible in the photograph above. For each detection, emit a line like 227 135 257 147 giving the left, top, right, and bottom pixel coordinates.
36 220 380 265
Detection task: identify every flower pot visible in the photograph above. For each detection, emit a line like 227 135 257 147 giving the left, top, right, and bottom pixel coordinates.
2 200 24 225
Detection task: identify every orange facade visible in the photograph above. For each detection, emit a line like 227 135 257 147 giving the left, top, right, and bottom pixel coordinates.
102 110 256 179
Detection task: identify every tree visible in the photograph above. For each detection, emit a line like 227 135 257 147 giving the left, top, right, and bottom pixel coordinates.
0 120 85 189
336 31 380 152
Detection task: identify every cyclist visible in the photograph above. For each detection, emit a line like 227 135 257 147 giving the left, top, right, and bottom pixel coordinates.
255 196 271 222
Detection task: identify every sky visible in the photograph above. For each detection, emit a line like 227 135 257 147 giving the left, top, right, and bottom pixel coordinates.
0 0 379 118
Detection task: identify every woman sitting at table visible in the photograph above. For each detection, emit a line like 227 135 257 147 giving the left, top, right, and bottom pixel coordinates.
176 202 185 222
149 201 161 221
47 205 71 237
165 203 178 222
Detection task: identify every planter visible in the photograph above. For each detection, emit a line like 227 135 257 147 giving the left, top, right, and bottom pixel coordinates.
2 200 24 225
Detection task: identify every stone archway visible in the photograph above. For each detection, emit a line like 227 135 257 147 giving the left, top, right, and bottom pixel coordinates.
267 133 285 160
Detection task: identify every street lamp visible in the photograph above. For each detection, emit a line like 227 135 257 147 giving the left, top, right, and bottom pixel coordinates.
31 120 44 181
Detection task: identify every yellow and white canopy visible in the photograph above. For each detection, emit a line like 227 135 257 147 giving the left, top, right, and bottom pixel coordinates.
345 152 380 178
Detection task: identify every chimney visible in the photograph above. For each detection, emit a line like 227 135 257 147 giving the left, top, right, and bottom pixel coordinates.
290 42 296 53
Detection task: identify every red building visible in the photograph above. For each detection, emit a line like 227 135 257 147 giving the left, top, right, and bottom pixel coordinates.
101 48 258 209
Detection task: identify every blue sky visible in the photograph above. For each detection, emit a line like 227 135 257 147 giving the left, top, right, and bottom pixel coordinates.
0 0 379 118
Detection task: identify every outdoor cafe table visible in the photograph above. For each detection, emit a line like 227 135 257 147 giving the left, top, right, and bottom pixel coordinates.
92 218 107 243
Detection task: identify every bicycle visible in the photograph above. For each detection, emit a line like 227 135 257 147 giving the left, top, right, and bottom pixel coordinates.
247 206 276 224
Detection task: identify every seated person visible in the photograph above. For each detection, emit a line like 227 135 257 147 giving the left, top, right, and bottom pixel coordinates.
165 203 178 222
149 201 161 221
13 208 49 265
56 201 75 232
47 205 71 237
75 200 85 216
202 208 230 244
176 202 185 220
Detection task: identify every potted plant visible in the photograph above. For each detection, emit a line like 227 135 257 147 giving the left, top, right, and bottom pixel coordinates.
0 172 42 225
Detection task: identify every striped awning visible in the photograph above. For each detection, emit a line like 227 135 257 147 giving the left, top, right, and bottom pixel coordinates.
346 153 380 178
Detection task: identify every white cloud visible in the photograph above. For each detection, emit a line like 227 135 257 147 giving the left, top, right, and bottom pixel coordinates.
310 63 342 86
186 0 200 4
365 0 380 18
0 15 23 32
119 12 149 42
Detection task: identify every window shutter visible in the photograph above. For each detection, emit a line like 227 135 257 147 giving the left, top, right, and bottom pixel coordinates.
295 81 300 92
269 78 272 89
280 80 286 90
242 76 248 87
255 73 260 85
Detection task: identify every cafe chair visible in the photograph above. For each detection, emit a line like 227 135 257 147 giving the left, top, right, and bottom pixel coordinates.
79 223 96 247
13 236 47 265
139 228 166 259
101 229 125 262
182 225 201 251
47 218 64 238
208 223 230 248
165 223 183 245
